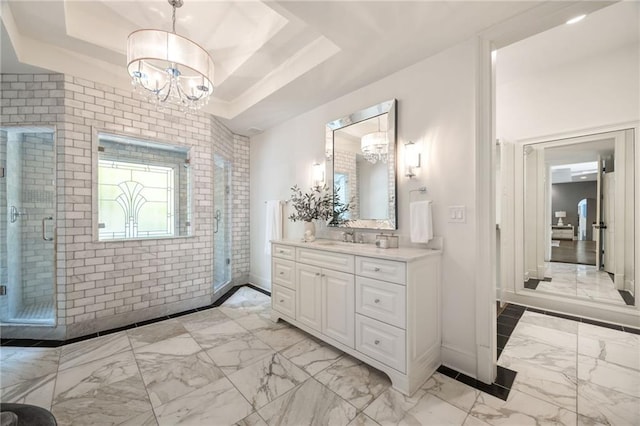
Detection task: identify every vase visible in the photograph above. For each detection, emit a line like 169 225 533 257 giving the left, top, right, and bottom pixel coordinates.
303 221 316 242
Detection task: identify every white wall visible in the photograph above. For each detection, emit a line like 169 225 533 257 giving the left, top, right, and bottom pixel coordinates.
497 43 639 141
250 39 483 376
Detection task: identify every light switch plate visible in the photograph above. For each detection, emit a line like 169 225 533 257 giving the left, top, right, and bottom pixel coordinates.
448 206 466 223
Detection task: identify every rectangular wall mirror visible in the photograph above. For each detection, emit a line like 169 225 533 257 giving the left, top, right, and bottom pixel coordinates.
326 99 397 229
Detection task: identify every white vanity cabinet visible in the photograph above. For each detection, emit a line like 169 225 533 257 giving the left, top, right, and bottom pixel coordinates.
271 240 442 396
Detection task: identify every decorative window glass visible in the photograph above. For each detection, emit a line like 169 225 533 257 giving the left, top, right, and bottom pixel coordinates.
97 133 191 241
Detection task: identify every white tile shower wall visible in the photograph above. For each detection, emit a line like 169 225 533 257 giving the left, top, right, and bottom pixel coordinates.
334 150 359 218
0 73 250 339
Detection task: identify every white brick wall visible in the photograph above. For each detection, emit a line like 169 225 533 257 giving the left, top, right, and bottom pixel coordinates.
0 73 251 338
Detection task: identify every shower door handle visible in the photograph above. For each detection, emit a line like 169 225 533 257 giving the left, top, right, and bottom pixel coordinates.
214 210 221 234
42 216 54 241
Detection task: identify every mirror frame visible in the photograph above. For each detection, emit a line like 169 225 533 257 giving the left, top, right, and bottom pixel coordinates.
326 99 397 230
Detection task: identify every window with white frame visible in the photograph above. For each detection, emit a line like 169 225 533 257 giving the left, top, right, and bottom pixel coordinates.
97 133 191 241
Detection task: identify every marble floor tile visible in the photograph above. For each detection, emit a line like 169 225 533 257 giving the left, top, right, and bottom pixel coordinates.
51 350 152 425
347 413 381 426
577 380 640 426
578 322 640 370
154 377 253 426
223 287 272 308
0 347 60 388
120 409 159 426
422 372 480 412
236 412 268 426
220 304 271 320
499 335 577 377
462 414 492 426
227 353 309 410
509 321 577 352
205 332 275 374
517 311 578 334
253 326 309 351
177 308 231 332
364 386 468 425
469 389 576 426
315 355 391 411
577 354 640 398
280 336 343 376
258 378 357 426
497 356 577 412
127 318 189 349
188 318 252 349
0 372 56 410
234 312 290 333
59 331 131 371
133 333 225 407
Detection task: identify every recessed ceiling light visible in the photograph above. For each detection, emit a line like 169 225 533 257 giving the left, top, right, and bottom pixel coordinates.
566 14 586 25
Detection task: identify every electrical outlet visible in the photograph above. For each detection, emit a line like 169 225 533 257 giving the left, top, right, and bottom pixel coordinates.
448 206 466 223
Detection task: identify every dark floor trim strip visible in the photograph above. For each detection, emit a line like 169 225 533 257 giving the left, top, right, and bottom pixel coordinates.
496 303 640 354
0 284 269 348
618 290 635 306
437 365 516 401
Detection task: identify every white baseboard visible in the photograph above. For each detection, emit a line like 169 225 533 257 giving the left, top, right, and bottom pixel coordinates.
248 273 271 292
441 344 477 379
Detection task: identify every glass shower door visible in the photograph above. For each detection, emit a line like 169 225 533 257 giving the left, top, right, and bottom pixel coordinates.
213 154 231 293
0 128 56 324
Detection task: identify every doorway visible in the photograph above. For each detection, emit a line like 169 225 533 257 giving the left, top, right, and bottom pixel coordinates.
0 127 56 325
213 153 232 293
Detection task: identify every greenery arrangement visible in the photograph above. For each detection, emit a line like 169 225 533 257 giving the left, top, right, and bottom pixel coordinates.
288 184 351 224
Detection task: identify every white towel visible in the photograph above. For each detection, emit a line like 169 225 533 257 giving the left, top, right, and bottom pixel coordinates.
410 200 433 243
265 200 283 254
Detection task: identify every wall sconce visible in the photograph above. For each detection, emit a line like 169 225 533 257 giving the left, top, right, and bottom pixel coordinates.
404 141 421 178
312 162 325 186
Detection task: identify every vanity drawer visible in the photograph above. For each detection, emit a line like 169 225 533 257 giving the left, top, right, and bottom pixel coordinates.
356 314 406 373
272 258 295 290
297 247 354 273
356 256 406 285
272 284 295 319
272 244 295 260
356 276 406 329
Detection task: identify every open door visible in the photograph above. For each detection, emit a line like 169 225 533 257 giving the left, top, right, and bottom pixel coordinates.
603 172 615 274
595 157 602 269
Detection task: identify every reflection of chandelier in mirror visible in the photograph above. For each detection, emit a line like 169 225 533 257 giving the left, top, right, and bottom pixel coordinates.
361 117 388 164
126 0 215 112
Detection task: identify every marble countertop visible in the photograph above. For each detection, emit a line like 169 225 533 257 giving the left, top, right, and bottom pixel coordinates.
272 239 442 262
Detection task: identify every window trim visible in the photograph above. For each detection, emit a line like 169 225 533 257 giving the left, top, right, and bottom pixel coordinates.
92 128 194 242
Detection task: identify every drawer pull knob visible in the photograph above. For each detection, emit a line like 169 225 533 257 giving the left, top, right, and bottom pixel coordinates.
279 250 284 253
374 298 380 304
374 339 380 345
316 272 321 276
279 299 284 303
374 267 381 272
279 272 284 275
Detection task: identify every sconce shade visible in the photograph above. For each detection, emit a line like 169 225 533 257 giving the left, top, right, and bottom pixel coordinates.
312 162 325 186
404 141 421 178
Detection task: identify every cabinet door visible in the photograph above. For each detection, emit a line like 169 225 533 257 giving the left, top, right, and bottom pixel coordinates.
296 264 322 332
322 269 355 348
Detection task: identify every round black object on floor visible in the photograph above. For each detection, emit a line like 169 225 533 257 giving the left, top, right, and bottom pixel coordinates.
0 403 57 426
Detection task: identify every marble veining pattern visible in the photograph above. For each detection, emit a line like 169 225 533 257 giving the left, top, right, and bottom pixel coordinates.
258 378 357 425
315 355 391 410
3 288 640 426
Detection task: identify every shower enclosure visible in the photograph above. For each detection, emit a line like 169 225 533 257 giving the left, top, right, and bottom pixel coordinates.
0 127 56 324
213 153 232 293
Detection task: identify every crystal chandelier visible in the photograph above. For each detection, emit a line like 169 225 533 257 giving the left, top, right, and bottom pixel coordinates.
126 0 215 112
361 117 388 164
